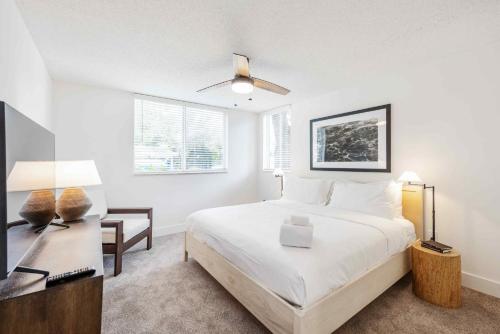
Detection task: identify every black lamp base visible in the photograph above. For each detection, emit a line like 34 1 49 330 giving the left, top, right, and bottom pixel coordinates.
34 221 70 234
421 240 452 253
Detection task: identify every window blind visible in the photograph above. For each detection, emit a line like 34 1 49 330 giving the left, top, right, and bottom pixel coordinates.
185 107 225 171
263 106 291 170
134 97 227 174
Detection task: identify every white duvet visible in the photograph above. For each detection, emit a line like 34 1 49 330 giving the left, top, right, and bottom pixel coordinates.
187 200 415 308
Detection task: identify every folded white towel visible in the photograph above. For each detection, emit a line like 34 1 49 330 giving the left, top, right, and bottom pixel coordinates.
280 220 313 248
290 215 310 226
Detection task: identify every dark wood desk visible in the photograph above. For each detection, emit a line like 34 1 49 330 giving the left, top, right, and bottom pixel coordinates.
0 216 104 334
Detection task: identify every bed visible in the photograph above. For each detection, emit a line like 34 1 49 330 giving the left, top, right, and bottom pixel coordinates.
184 185 423 334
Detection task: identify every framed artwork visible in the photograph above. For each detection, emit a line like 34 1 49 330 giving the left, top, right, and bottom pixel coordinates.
310 104 391 172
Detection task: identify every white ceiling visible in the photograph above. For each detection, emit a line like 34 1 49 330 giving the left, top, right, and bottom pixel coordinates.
15 0 500 112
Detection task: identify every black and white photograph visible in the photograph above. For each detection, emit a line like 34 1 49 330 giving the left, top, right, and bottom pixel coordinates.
310 105 391 172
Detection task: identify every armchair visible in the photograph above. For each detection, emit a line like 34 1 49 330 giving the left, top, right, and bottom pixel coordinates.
101 208 153 276
86 190 153 276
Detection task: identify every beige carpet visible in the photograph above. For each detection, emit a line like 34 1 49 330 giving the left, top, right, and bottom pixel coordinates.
102 234 500 334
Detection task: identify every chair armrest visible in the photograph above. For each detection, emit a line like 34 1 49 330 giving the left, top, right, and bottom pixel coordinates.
101 220 123 228
108 207 152 215
107 208 153 222
101 220 123 234
100 220 124 244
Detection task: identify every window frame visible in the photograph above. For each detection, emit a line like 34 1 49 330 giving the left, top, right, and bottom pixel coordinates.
133 94 229 175
262 105 291 172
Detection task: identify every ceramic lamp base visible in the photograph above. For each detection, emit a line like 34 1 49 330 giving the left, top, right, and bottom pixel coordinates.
56 187 92 222
19 190 56 227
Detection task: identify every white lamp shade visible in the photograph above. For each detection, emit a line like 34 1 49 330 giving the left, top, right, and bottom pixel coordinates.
55 160 102 188
273 168 284 177
7 161 56 192
398 171 423 183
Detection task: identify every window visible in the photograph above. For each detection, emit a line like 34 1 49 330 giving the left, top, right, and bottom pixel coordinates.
134 96 227 174
263 106 291 170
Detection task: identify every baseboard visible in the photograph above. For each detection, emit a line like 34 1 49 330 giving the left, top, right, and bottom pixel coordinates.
462 271 500 298
153 223 187 237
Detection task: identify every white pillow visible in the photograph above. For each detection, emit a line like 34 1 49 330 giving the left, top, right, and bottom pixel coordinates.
387 181 403 218
327 180 402 219
283 175 332 205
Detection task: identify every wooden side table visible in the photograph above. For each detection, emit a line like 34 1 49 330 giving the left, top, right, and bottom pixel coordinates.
411 241 461 308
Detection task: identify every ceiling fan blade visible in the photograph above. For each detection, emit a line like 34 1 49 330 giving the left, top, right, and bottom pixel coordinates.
253 78 290 95
196 80 232 93
233 53 250 77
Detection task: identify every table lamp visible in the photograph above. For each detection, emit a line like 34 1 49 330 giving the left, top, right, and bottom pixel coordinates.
55 160 102 221
273 168 284 197
398 171 452 253
7 161 56 227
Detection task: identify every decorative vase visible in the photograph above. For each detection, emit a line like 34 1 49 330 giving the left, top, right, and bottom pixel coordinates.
56 187 92 221
19 190 56 227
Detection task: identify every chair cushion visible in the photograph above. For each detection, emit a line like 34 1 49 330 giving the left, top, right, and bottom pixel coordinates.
101 217 150 244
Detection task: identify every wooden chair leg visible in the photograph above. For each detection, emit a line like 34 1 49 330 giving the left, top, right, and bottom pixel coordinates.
147 227 152 250
184 232 188 262
114 252 122 276
114 235 124 276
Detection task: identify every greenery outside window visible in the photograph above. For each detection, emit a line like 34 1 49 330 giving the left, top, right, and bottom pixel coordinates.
134 96 227 174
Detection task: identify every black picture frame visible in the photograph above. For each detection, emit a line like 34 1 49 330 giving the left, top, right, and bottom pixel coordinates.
309 104 391 172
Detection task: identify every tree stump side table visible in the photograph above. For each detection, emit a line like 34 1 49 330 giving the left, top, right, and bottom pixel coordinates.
411 241 462 308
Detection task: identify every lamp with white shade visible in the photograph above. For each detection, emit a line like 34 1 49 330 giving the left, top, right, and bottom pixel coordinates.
7 161 56 227
398 171 422 184
55 160 102 222
398 171 452 253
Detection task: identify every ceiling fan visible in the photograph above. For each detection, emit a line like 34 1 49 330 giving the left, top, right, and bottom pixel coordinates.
197 53 290 95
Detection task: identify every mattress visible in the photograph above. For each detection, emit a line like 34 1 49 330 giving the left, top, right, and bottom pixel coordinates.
187 199 415 307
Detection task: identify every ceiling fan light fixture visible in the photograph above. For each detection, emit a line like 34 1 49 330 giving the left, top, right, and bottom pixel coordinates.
231 76 254 94
197 54 289 95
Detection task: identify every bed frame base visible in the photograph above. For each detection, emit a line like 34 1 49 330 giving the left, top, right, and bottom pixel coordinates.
185 231 411 334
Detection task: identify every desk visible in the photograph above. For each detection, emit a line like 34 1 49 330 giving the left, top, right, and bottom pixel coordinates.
0 216 103 334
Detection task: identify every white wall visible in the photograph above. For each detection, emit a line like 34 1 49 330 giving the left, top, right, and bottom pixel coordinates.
54 81 259 234
259 41 500 297
0 0 53 130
